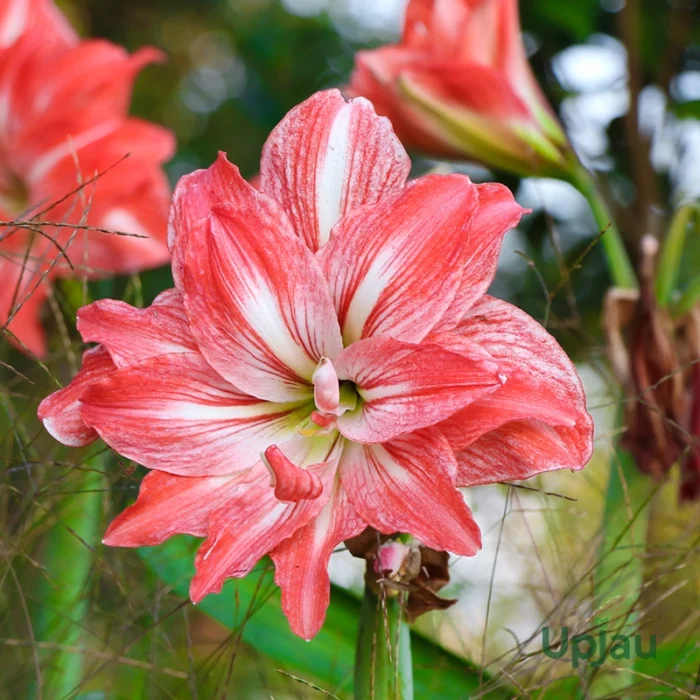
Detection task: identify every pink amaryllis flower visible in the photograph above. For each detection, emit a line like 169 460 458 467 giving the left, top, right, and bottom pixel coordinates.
348 0 571 177
0 0 174 356
39 90 593 640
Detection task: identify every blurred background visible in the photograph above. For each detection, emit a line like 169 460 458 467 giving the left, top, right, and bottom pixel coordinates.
1 0 699 697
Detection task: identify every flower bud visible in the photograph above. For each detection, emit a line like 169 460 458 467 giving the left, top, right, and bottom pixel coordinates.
349 0 572 177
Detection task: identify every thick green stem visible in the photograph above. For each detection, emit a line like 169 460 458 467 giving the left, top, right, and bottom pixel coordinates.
569 165 638 290
354 580 413 700
587 442 655 697
32 456 104 699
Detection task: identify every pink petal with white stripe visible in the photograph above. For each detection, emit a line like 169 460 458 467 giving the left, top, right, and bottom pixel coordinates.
167 152 248 284
455 418 594 486
259 89 411 252
319 174 479 345
340 428 481 556
77 289 196 369
190 440 342 602
37 346 115 447
179 196 343 402
271 475 365 640
438 296 592 452
335 336 503 443
80 352 310 477
433 182 528 331
103 469 245 547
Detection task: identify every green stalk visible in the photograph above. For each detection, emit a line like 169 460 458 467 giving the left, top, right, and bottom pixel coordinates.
587 442 656 697
569 165 638 290
354 580 413 700
32 455 104 699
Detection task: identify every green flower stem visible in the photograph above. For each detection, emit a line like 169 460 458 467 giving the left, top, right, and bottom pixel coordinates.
32 454 104 699
569 165 638 290
587 442 656 697
354 580 413 700
140 537 511 698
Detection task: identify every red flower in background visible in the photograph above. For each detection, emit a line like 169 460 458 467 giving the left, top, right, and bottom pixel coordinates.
39 90 593 640
0 0 174 356
349 0 571 176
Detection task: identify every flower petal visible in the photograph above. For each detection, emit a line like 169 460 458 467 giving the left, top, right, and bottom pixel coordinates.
77 289 197 368
485 0 559 132
167 152 247 275
403 59 532 123
403 0 471 55
319 174 479 345
438 296 593 454
432 182 527 331
335 335 502 443
340 428 481 556
29 117 173 281
270 475 365 640
0 260 51 357
103 469 243 547
20 43 167 184
34 41 162 128
259 89 410 252
80 352 310 477
178 187 343 402
349 46 455 156
38 346 115 447
190 439 341 603
455 418 594 486
393 65 560 175
0 0 76 49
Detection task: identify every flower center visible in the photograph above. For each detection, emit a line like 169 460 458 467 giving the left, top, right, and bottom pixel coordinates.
300 358 358 437
311 357 357 420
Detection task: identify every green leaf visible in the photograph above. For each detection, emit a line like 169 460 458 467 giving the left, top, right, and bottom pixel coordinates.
670 101 700 120
675 275 700 318
633 636 700 695
522 0 598 40
655 205 695 307
139 536 515 699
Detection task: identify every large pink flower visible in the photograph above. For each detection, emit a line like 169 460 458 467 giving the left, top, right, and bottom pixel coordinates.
0 0 174 356
39 90 593 640
348 0 570 176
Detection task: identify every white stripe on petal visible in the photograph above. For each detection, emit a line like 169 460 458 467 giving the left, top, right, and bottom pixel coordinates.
317 103 352 247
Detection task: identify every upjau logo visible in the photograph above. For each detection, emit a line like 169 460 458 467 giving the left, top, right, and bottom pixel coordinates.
542 618 657 668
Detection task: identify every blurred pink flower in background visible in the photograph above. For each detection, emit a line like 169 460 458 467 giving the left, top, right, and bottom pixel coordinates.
349 0 571 176
39 90 593 640
0 0 174 356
